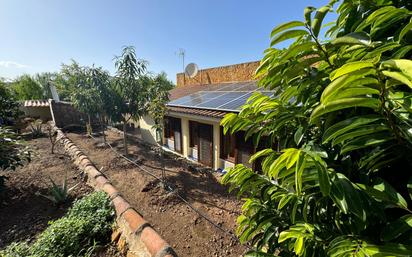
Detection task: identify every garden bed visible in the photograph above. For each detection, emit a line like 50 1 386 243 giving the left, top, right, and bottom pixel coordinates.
67 130 248 257
0 135 123 257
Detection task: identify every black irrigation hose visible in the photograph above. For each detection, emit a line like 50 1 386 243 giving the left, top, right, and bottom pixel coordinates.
86 132 252 249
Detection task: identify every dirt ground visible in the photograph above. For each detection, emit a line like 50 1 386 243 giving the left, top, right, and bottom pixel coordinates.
67 130 248 257
0 135 123 257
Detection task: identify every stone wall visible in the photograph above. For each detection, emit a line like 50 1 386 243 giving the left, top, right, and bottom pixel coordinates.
176 61 260 87
49 100 88 129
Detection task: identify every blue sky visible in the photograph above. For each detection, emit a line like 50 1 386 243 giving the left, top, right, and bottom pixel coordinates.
0 0 332 82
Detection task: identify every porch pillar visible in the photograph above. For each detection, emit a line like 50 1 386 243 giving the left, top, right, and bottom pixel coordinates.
181 117 189 157
213 123 220 170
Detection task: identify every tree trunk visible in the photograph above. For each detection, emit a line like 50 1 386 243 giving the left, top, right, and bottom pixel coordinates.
123 122 128 156
157 128 166 185
101 116 106 143
87 114 92 136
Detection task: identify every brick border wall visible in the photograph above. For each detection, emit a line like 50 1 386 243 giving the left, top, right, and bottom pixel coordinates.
55 128 177 257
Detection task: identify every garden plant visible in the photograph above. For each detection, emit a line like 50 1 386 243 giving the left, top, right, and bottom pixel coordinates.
221 0 412 256
0 191 114 257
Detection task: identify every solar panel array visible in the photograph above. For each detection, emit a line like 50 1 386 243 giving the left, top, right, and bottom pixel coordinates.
167 82 273 112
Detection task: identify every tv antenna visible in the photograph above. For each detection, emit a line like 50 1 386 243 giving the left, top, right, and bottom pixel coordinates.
176 48 185 73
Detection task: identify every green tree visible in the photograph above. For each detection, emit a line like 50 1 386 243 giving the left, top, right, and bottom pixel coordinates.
113 46 151 155
12 74 44 100
34 72 58 99
70 66 111 135
55 60 87 101
0 83 21 125
147 72 175 182
221 0 412 256
148 72 175 142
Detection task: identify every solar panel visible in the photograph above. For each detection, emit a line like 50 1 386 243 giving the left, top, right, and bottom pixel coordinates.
217 92 253 111
197 92 248 109
167 80 274 112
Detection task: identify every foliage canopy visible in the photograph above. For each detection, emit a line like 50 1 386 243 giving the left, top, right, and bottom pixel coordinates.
221 0 412 256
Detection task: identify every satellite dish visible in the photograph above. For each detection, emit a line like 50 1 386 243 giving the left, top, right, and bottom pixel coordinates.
185 63 199 78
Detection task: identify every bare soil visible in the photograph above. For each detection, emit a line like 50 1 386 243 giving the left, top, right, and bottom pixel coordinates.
0 135 123 257
67 130 248 257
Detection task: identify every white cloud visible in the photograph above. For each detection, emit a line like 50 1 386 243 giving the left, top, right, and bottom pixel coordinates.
0 61 29 69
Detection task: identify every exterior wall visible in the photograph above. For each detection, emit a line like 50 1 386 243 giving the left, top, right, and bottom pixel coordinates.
49 100 89 128
139 115 157 145
176 61 260 87
139 112 244 171
21 106 52 121
181 117 189 157
166 112 222 170
219 159 235 170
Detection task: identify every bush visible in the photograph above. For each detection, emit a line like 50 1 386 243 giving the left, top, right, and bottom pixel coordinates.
221 0 412 256
0 242 30 257
0 191 114 257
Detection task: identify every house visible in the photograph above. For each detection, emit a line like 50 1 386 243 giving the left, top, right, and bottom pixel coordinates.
139 61 273 170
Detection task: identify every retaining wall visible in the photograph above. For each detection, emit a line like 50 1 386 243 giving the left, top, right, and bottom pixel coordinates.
55 128 177 257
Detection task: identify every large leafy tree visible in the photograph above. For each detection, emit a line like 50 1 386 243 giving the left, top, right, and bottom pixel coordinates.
0 83 21 125
114 46 151 155
222 0 412 256
55 60 88 101
70 66 111 135
11 74 44 100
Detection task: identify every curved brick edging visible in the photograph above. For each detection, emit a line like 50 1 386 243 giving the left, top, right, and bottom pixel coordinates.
55 128 177 257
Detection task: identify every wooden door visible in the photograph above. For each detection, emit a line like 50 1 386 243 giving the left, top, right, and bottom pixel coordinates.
198 123 213 167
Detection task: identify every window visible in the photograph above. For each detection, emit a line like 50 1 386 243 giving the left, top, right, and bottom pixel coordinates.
189 121 199 148
220 127 236 162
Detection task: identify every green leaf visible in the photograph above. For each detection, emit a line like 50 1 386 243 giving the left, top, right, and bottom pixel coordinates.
331 124 388 146
321 74 379 103
312 6 331 37
340 132 394 154
392 45 412 59
304 6 316 26
382 71 412 89
271 30 309 47
316 162 330 196
323 115 382 143
311 97 380 121
357 178 408 209
381 59 412 89
270 21 305 38
398 17 412 42
294 127 304 146
331 32 371 46
381 215 412 241
364 242 412 256
330 61 375 81
249 149 274 164
294 236 304 255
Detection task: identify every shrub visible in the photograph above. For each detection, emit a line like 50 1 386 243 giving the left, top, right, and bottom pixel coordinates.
221 0 412 256
0 242 30 257
0 192 114 257
30 191 114 257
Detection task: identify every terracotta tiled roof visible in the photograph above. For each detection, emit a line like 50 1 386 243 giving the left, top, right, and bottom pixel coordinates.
167 106 229 119
24 100 50 107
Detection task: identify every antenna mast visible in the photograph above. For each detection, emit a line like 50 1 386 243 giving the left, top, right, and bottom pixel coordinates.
177 48 185 73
